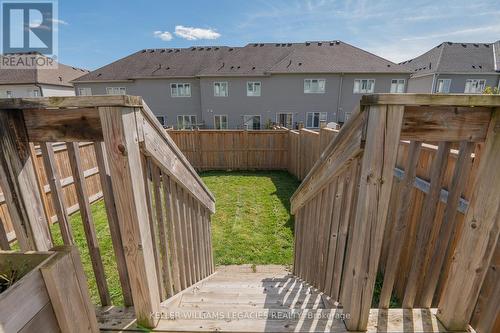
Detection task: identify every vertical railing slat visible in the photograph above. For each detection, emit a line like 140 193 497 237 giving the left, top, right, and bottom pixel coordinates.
163 175 182 293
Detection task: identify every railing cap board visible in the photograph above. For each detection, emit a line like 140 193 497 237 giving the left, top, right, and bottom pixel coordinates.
362 93 500 107
0 95 143 109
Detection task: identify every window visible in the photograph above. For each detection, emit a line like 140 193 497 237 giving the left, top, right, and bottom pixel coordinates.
247 82 261 96
390 79 405 93
6 91 13 98
156 116 166 127
171 83 191 97
306 112 327 128
277 113 293 128
214 82 228 97
436 79 451 93
177 115 197 129
77 87 92 96
353 79 375 93
214 115 228 129
243 115 261 130
106 87 126 95
464 79 486 93
304 79 326 93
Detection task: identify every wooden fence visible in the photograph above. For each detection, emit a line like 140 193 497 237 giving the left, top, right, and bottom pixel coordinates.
0 142 102 243
290 94 500 332
0 96 216 329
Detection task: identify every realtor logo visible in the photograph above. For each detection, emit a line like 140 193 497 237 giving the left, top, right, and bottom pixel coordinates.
1 0 58 68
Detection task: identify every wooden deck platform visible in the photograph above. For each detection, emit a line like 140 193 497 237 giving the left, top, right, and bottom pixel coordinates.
97 265 461 332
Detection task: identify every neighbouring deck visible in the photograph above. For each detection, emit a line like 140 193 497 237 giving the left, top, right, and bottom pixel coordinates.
97 265 454 333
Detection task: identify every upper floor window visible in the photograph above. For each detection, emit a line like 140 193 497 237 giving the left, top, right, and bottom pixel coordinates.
171 83 191 97
78 87 92 96
156 116 166 127
436 79 451 93
106 87 126 95
214 82 228 97
464 79 486 93
247 82 261 96
6 91 13 98
277 113 293 128
214 115 228 129
353 79 375 93
177 115 197 129
390 79 405 93
304 79 325 93
306 112 327 128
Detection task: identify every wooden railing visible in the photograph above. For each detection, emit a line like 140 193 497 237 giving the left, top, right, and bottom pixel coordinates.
0 96 216 328
290 94 500 332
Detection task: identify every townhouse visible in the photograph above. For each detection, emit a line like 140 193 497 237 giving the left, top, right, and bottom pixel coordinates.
73 41 409 129
402 41 500 94
0 53 88 97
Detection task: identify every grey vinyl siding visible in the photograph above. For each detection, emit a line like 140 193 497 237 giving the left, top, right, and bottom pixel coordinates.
407 75 434 93
74 73 410 129
432 74 499 93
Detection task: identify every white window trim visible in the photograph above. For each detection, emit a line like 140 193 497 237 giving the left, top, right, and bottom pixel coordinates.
464 79 487 94
276 112 294 128
214 81 229 97
243 115 261 130
353 79 376 94
247 81 261 97
171 83 191 97
436 79 452 93
390 79 406 93
306 112 327 129
177 115 197 129
77 87 92 96
214 114 228 129
304 78 326 94
106 87 126 95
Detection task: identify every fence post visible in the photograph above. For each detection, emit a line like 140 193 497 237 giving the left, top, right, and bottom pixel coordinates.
99 106 160 328
0 109 52 251
340 105 403 331
437 108 500 330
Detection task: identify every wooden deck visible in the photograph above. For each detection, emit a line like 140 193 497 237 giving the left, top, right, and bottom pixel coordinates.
97 265 457 332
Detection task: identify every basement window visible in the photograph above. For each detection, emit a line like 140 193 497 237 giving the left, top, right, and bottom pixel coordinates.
304 79 326 93
306 112 327 128
214 115 228 129
171 83 191 97
177 115 197 129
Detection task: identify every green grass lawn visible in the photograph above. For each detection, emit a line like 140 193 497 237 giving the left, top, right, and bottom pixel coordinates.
50 170 299 304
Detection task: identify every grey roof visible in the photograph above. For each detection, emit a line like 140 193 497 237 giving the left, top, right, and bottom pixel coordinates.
74 41 408 82
0 53 88 86
401 42 498 75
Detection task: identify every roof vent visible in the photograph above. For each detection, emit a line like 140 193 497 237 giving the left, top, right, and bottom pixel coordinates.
230 66 234 69
198 47 204 51
484 44 490 47
329 42 334 46
461 43 467 47
175 49 180 53
473 43 479 47
305 42 310 46
215 47 220 50
472 65 476 68
447 42 453 45
479 65 482 69
287 43 292 46
260 43 264 47
97 73 102 77
387 64 391 67
160 49 165 53
141 49 147 53
281 43 286 47
191 47 196 51
252 66 256 70
336 41 340 45
318 42 322 46
206 47 212 50
275 43 280 47
253 43 258 47
58 76 62 81
237 66 241 69
298 62 302 66
149 49 155 53
168 50 173 53
229 48 234 51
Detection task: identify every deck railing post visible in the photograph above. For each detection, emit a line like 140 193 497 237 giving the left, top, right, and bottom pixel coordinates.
340 104 403 331
99 106 160 328
437 108 500 330
0 109 52 251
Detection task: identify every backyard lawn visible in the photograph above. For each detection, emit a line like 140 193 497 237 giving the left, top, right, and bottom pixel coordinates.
50 170 299 304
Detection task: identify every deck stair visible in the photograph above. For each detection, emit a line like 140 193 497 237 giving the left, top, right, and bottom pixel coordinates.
97 265 452 332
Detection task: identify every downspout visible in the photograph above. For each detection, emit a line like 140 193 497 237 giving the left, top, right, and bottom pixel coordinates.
337 73 343 123
35 83 44 97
